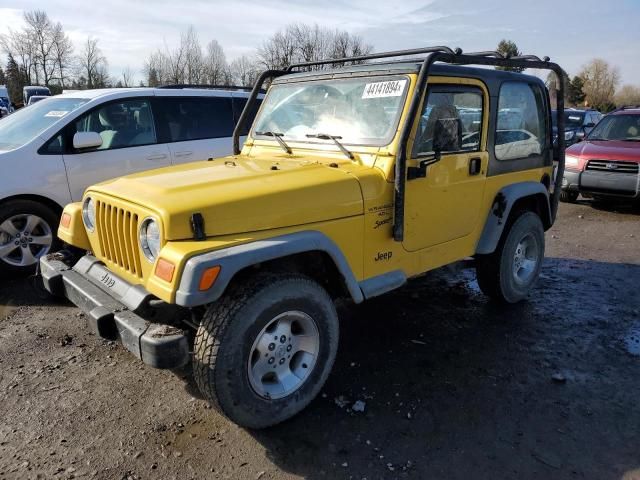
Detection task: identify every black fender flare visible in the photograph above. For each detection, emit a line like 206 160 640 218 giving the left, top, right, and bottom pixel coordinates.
475 182 551 255
175 230 365 307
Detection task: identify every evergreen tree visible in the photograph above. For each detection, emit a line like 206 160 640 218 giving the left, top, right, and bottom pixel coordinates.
5 54 27 105
567 76 586 106
495 39 525 73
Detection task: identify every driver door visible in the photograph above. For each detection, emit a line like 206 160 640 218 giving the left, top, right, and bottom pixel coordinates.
403 82 489 252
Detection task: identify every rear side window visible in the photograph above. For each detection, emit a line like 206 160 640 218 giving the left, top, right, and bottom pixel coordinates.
495 82 546 161
232 97 263 136
153 97 234 143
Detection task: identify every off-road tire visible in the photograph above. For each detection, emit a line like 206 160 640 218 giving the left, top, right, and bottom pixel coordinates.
559 190 578 203
0 199 60 277
193 272 339 429
476 211 545 304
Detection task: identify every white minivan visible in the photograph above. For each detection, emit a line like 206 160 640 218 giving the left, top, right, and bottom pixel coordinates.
0 87 262 275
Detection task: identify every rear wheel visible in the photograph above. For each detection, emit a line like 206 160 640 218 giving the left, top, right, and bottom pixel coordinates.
0 200 60 276
193 273 339 429
476 211 545 303
559 190 578 203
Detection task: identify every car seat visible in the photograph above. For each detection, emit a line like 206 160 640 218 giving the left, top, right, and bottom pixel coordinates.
97 106 118 149
131 106 155 145
415 93 461 153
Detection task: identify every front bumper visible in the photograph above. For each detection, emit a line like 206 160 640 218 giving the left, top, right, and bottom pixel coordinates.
40 254 189 369
562 169 640 198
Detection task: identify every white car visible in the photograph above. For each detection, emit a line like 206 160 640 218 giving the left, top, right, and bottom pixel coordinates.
0 87 262 274
494 129 542 160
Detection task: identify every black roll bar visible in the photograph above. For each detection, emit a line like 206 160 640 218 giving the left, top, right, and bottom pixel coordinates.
231 47 566 241
232 69 287 154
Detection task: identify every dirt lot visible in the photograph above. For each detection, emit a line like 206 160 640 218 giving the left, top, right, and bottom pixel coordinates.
1 200 639 480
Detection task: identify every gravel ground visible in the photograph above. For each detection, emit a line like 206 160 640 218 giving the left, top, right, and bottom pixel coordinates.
1 199 639 480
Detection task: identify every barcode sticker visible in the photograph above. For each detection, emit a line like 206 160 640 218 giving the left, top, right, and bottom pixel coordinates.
44 110 69 117
362 79 407 99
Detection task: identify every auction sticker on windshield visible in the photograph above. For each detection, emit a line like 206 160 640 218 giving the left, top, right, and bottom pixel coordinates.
362 79 407 99
44 111 69 118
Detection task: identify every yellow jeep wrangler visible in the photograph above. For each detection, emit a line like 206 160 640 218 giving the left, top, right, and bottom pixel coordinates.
41 46 567 428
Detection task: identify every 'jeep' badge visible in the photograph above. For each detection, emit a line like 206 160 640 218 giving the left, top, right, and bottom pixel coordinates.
606 163 618 170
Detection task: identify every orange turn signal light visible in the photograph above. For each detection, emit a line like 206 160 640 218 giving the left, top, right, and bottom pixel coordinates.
199 266 221 291
60 213 71 228
155 258 175 282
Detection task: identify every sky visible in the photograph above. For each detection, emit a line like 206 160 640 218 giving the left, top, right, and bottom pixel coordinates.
1 0 639 85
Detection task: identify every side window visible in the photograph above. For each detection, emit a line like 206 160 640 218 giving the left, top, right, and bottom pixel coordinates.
495 82 546 161
232 97 263 136
413 86 483 157
41 133 64 154
73 99 156 151
153 96 234 143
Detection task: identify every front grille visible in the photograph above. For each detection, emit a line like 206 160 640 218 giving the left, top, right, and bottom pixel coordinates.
586 160 639 174
95 200 143 279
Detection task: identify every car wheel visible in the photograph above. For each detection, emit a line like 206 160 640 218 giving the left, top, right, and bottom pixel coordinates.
559 190 578 203
0 199 60 276
476 211 545 304
193 272 339 429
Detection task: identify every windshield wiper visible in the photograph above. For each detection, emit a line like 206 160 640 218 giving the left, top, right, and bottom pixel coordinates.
621 138 640 142
255 131 292 154
306 133 355 160
588 137 609 141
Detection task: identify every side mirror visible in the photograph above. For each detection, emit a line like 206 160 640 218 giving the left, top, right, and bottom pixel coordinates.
73 131 103 150
433 118 462 153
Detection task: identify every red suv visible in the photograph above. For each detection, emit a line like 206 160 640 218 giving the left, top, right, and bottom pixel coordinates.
561 107 640 204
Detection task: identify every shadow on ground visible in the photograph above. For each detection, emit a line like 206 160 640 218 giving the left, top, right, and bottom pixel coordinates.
3 257 639 479
242 258 640 479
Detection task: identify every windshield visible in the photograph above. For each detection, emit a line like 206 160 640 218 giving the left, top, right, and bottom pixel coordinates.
552 111 585 128
587 114 640 141
252 76 409 146
0 97 89 151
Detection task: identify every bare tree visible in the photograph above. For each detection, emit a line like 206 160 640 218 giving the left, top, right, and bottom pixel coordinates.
143 26 235 86
1 29 36 85
1 10 73 90
203 39 229 85
182 27 204 84
257 23 373 70
23 10 57 86
77 37 109 89
51 23 74 88
614 85 640 107
143 51 168 86
121 66 133 87
579 59 620 110
230 55 259 86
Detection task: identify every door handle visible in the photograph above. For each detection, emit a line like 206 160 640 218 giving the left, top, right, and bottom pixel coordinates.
174 151 193 158
469 157 482 175
147 153 168 161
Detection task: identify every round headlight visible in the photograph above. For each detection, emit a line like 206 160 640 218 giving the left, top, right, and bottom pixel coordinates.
82 197 96 231
139 218 161 262
565 130 576 141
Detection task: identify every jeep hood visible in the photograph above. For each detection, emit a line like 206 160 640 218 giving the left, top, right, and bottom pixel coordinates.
88 156 364 240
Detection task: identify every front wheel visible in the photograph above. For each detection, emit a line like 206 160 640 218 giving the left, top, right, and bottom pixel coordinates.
559 190 579 203
476 211 545 303
0 200 60 276
193 273 339 429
